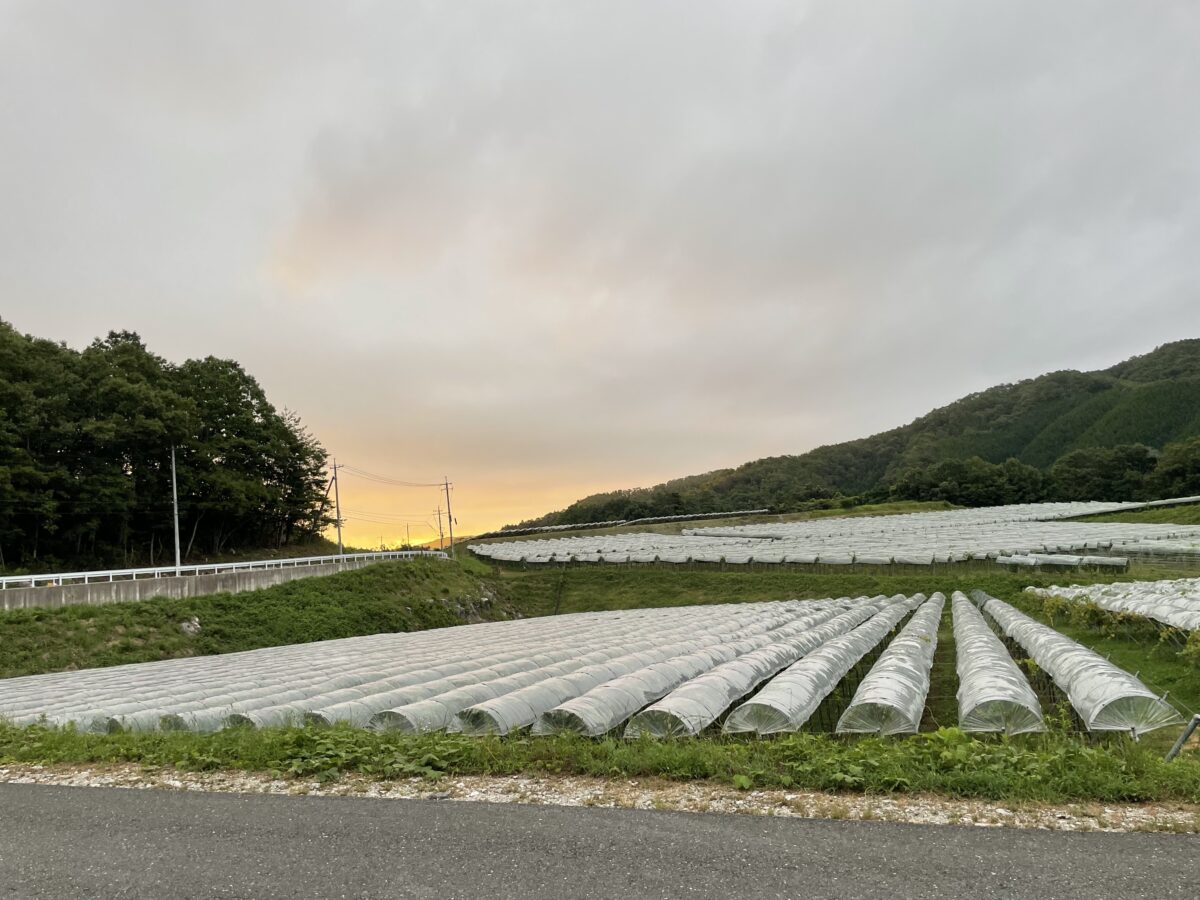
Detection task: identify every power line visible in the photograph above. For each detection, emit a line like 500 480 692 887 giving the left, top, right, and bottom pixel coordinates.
339 466 442 488
343 514 437 527
331 462 456 546
341 507 431 521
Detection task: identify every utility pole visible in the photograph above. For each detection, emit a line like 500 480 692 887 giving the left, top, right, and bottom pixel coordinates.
332 459 344 556
406 523 411 549
434 505 445 550
171 445 182 576
443 476 455 558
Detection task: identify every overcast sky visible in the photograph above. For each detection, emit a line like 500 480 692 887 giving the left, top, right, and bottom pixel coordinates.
3 1 1199 543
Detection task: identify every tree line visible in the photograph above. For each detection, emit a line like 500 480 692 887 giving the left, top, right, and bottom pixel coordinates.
516 439 1200 528
0 321 331 571
886 441 1200 506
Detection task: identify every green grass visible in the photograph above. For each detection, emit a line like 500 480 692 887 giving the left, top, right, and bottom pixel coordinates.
1078 505 1200 525
491 560 1190 617
0 560 513 679
1 721 1196 804
922 603 960 731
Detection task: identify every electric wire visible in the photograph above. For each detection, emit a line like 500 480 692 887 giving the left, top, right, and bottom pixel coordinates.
339 466 442 488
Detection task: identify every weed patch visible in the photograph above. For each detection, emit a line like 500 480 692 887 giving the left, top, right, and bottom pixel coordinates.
2 722 1197 805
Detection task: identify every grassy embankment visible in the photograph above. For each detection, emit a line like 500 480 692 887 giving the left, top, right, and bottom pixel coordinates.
1080 504 1200 526
0 560 513 679
3 507 1198 804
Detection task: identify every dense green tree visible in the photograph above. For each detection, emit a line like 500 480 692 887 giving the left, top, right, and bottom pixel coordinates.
0 320 331 570
1148 437 1200 498
888 457 1048 507
1050 444 1157 502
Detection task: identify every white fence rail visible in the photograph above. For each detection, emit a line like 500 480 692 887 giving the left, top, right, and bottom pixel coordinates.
0 551 448 591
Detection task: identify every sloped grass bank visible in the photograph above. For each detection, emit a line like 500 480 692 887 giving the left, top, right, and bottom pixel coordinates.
1 723 1197 805
494 562 1190 617
0 560 512 678
1078 505 1200 525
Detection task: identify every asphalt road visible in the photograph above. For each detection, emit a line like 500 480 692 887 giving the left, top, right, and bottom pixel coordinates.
1 784 1197 899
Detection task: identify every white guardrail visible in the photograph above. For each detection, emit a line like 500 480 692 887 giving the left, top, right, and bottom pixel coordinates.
0 550 448 590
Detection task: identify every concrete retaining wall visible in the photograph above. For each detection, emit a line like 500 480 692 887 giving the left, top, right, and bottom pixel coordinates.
1 559 385 612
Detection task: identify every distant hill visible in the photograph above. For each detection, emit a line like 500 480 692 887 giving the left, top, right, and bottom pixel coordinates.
515 340 1200 526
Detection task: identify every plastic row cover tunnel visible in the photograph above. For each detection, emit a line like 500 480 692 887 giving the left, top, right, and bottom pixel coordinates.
526 599 867 737
0 601 831 733
362 600 833 733
283 601 829 734
722 595 923 735
974 591 1182 736
623 597 892 738
394 599 847 735
2 614 634 732
463 601 850 736
1024 579 1200 631
951 592 1044 734
836 593 945 735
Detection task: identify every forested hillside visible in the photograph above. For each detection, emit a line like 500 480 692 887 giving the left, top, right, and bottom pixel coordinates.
0 320 330 570
517 341 1200 526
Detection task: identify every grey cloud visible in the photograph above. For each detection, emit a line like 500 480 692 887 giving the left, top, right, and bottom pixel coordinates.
3 0 1199 531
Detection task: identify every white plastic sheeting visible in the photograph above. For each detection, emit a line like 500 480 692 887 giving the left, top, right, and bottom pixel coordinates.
975 592 1183 736
1116 538 1200 558
469 501 1200 568
530 643 744 736
998 553 1128 569
526 599 862 737
836 593 945 735
0 600 858 734
623 599 889 738
722 596 923 735
1025 579 1200 631
951 592 1044 734
458 600 846 736
456 603 854 734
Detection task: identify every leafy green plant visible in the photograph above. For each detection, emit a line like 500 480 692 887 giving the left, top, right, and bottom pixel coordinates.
2 721 1197 804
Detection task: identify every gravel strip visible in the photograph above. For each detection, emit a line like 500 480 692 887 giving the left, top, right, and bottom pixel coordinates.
2 763 1197 833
